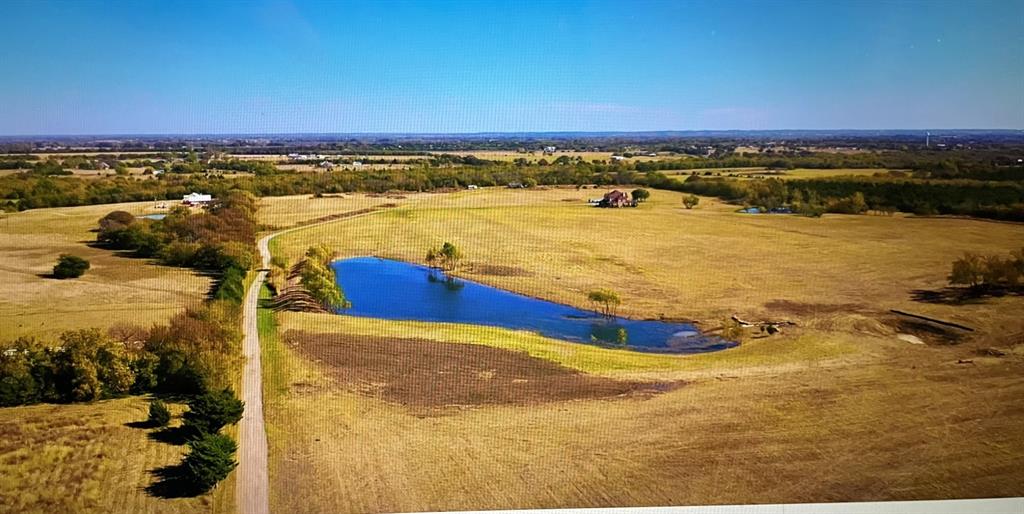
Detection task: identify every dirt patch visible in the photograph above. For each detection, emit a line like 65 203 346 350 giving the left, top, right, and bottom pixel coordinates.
889 317 966 346
764 300 869 316
284 330 678 407
470 263 534 277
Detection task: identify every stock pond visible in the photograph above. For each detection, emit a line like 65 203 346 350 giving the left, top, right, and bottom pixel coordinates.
332 257 736 354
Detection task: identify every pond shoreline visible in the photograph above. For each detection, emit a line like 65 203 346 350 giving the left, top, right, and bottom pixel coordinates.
330 256 737 354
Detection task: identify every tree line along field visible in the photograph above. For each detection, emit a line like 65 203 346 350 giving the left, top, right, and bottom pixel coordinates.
258 187 1024 511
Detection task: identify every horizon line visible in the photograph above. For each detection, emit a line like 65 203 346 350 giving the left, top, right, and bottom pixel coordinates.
3 128 1024 140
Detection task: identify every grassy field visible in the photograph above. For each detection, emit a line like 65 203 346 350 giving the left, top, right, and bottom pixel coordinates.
271 187 1024 331
261 186 1024 511
0 397 233 514
0 202 226 514
0 201 211 340
258 193 433 230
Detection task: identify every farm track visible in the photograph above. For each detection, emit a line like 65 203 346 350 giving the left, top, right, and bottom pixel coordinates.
237 207 389 514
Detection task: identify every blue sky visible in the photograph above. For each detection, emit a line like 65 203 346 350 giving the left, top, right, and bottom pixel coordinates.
0 0 1021 135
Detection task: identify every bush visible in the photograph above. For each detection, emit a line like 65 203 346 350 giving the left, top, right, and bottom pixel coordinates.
182 388 244 437
631 188 650 202
53 254 90 279
148 399 171 427
682 194 700 209
182 432 237 493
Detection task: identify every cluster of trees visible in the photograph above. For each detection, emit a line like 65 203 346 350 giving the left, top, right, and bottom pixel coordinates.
97 191 257 302
949 249 1024 290
425 242 462 272
297 244 350 310
178 389 243 492
0 300 243 407
145 389 243 493
587 289 622 317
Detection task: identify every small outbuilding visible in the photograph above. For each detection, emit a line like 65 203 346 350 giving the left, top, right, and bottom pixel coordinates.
182 192 213 206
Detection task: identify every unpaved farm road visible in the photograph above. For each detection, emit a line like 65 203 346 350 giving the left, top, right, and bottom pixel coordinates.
237 208 391 514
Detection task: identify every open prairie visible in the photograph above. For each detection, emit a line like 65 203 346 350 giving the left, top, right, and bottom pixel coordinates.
0 398 233 514
0 202 211 340
271 187 1024 330
261 187 1024 512
0 202 224 514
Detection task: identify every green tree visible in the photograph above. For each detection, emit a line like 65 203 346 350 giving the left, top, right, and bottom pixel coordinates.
182 388 244 437
53 254 90 279
682 194 700 209
182 432 237 492
631 188 650 202
587 289 622 317
439 242 462 271
148 399 171 427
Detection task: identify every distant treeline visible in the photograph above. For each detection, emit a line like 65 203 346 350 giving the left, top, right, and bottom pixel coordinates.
642 173 1024 220
2 163 1023 221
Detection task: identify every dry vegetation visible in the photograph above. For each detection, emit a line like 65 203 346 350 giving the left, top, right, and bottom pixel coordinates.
0 202 228 514
0 398 233 514
0 201 211 340
272 187 1024 331
261 187 1024 511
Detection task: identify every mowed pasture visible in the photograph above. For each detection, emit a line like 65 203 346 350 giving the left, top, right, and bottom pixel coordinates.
262 186 1024 511
272 187 1024 332
0 398 232 514
0 201 211 340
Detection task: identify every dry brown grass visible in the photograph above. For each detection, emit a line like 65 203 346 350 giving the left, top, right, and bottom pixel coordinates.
266 312 1024 512
0 397 233 514
272 187 1024 334
261 187 1024 511
0 202 210 340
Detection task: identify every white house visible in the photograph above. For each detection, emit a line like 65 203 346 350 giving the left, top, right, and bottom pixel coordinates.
182 192 213 206
543 146 557 154
610 155 626 161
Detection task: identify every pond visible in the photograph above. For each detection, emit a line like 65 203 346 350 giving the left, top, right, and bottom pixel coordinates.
139 213 167 220
332 257 737 354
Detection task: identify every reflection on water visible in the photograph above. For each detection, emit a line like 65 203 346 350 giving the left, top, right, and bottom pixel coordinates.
333 257 737 354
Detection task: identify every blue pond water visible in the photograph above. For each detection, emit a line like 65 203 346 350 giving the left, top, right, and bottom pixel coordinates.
140 213 167 220
332 257 737 354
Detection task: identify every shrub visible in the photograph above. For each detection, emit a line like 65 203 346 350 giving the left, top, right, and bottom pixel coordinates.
148 399 171 427
213 266 246 304
682 194 700 209
632 188 650 202
53 254 90 279
182 388 244 437
182 432 237 492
